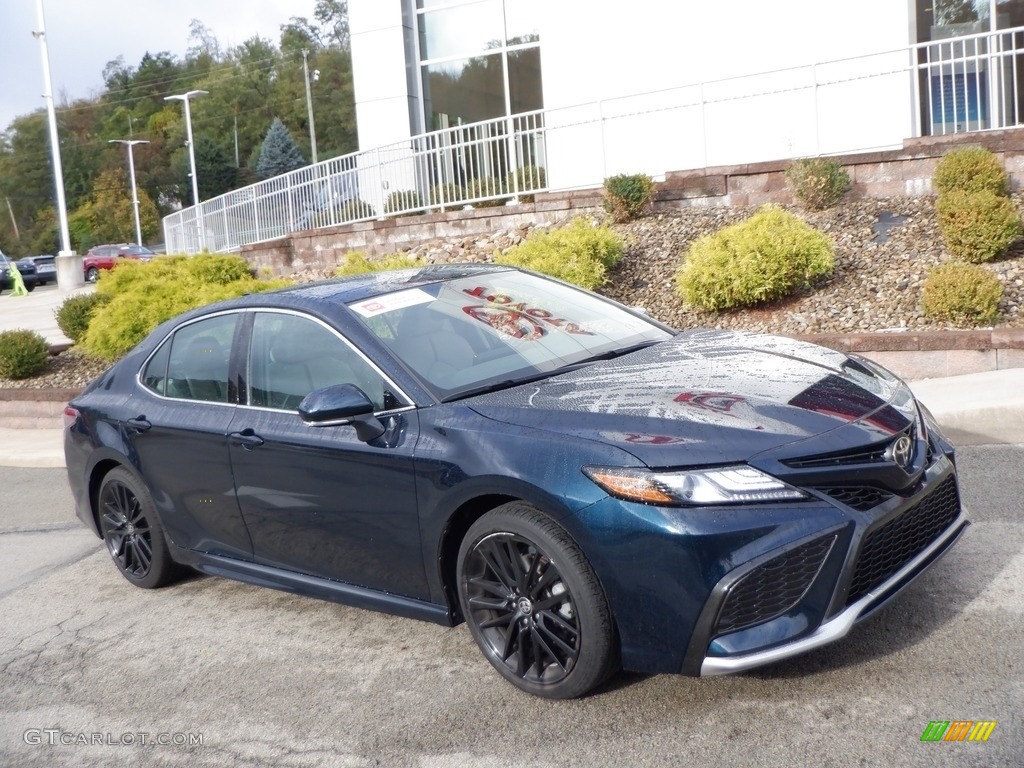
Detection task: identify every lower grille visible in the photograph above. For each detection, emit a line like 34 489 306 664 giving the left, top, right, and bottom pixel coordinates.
846 475 960 605
814 486 894 512
716 534 837 635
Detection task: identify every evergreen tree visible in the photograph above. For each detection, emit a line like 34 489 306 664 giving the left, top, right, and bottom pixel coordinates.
257 118 306 179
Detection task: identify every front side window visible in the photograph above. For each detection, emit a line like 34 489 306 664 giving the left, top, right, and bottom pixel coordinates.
247 312 394 412
141 314 237 402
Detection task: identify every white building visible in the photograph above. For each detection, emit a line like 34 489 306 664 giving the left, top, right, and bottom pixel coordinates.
349 0 1024 192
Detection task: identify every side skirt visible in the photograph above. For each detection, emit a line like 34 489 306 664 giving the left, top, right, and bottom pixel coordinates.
170 546 455 627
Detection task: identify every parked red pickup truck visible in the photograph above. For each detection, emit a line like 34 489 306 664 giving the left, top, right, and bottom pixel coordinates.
82 244 155 282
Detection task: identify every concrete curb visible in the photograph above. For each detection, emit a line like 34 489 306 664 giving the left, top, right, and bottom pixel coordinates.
909 369 1024 446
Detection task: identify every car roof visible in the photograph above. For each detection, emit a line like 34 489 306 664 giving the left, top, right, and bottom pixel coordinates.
234 263 515 309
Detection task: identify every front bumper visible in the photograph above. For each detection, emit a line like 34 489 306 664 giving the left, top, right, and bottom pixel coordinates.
699 504 968 675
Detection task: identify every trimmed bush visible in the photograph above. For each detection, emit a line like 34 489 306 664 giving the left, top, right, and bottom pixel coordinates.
0 329 50 379
495 218 624 290
334 251 422 277
935 189 1022 263
466 177 509 207
785 158 850 211
676 205 835 311
83 255 290 361
384 190 424 216
428 183 465 208
603 173 655 222
55 292 110 343
933 146 1008 197
507 165 546 202
339 199 375 221
922 262 1002 325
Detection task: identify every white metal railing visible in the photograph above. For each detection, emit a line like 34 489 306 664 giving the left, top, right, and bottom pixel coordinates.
164 26 1024 254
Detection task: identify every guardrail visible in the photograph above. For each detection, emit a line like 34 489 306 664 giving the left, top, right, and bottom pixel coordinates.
164 25 1024 255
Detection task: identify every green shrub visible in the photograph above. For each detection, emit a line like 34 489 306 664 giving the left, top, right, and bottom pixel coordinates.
603 173 655 222
428 183 465 208
384 190 424 216
936 189 1022 263
0 329 50 379
785 158 851 211
921 262 1002 325
933 146 1008 197
466 177 509 207
507 165 546 202
676 204 835 311
334 251 422 277
55 292 111 343
495 218 624 290
339 199 376 221
83 254 290 361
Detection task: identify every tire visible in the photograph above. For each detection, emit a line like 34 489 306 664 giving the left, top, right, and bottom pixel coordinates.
86 266 99 282
457 502 618 699
25 282 35 292
97 467 181 589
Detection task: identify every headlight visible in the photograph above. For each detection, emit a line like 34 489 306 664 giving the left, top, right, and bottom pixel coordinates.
583 465 807 506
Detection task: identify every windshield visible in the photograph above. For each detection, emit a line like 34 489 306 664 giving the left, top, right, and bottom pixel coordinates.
349 270 672 400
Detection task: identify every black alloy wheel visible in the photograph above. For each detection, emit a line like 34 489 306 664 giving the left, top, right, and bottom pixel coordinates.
458 502 618 699
97 467 180 589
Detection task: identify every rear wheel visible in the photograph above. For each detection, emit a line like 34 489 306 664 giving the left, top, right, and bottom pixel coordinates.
97 467 181 589
457 502 618 698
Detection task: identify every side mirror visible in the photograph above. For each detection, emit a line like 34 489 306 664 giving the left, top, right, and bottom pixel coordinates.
298 384 385 442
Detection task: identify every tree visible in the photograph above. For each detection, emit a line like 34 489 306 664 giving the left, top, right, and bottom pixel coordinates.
69 167 160 249
257 118 306 178
172 134 238 200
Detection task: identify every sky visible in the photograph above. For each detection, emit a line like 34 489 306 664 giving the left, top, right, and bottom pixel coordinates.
0 0 310 131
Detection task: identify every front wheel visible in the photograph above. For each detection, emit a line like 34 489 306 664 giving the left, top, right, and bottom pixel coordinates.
457 502 618 699
97 467 181 589
85 266 99 282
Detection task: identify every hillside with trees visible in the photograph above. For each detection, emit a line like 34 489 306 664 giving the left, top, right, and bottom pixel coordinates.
0 0 355 256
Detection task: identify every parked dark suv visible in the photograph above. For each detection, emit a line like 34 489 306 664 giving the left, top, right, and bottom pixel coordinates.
0 251 37 293
17 255 57 285
82 244 155 282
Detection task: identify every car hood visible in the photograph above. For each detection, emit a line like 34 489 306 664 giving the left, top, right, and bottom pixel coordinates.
467 330 918 467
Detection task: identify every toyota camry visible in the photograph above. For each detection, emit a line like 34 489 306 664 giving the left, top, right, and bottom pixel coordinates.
64 265 968 698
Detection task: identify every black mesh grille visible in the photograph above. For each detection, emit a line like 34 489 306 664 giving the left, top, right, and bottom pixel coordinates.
716 534 837 635
813 486 894 511
846 476 960 605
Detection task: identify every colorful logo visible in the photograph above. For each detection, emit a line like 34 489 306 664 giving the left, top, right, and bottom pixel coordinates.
920 721 997 742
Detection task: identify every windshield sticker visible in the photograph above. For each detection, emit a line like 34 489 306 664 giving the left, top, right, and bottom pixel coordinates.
462 286 595 338
350 288 434 318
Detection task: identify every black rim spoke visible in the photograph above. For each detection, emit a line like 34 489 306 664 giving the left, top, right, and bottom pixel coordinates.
100 481 153 580
464 531 581 686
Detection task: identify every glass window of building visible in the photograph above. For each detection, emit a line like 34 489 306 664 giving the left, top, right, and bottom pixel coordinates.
416 0 543 131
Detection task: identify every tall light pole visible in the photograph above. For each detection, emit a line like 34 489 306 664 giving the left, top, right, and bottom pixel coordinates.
109 139 150 246
33 0 82 290
302 50 319 164
164 90 208 251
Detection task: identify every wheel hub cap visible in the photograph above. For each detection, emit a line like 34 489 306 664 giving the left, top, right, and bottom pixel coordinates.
516 597 533 616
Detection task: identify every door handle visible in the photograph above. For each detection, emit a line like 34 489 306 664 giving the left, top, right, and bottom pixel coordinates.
229 428 265 450
126 416 151 434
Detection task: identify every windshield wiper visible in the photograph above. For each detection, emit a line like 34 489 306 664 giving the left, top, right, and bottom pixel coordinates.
568 340 660 367
442 371 555 402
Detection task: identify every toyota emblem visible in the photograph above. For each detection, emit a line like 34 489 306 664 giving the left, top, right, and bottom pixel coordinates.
888 435 914 470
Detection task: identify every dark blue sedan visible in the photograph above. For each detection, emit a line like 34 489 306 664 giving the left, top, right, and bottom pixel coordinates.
64 265 968 698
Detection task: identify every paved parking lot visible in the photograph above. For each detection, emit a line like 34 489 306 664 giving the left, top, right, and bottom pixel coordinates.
0 446 1021 767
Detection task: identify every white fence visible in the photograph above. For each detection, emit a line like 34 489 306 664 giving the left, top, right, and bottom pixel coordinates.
164 25 1024 255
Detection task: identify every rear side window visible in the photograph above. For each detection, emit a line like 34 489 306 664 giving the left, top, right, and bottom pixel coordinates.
141 314 237 402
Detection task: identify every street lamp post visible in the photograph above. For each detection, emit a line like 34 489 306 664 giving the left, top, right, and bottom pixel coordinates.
109 139 150 246
302 50 319 164
33 0 82 290
164 90 208 251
